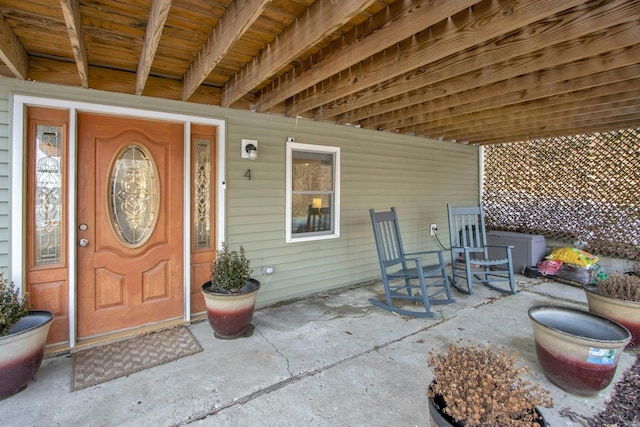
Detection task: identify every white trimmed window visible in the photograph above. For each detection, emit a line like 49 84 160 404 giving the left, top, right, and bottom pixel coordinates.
286 142 340 243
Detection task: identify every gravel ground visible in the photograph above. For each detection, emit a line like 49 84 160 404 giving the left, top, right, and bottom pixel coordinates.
588 352 640 426
557 352 640 426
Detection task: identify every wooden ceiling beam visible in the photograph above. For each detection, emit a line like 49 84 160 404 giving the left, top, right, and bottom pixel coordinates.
285 0 588 117
182 0 271 102
428 92 640 142
375 42 640 133
322 0 640 123
470 115 640 145
28 56 220 105
135 0 172 95
454 108 640 146
0 13 29 79
221 0 378 108
412 78 638 138
421 93 640 143
255 0 480 112
59 0 89 88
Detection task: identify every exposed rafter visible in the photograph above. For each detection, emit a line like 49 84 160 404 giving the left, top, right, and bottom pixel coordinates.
254 0 480 112
287 0 589 118
136 0 172 95
320 0 640 124
0 13 28 79
0 0 637 145
59 0 89 88
182 0 271 102
220 0 378 107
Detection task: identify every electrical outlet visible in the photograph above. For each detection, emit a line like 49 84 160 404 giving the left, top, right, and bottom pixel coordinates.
430 224 438 235
261 266 275 276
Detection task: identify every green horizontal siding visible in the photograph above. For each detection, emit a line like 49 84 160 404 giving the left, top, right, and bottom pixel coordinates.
0 79 479 307
0 86 8 271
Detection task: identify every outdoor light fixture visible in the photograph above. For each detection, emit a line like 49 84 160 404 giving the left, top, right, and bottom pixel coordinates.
241 139 258 160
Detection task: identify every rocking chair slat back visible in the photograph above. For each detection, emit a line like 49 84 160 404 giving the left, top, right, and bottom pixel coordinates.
369 207 455 318
447 203 516 295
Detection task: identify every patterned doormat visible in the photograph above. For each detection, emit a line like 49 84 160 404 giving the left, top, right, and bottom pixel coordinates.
71 326 202 391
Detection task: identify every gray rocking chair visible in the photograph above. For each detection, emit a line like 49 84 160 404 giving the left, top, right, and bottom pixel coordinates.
369 207 455 318
446 203 516 295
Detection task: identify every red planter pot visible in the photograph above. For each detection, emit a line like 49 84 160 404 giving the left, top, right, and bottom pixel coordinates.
201 279 260 339
528 305 630 396
0 310 53 399
584 284 640 348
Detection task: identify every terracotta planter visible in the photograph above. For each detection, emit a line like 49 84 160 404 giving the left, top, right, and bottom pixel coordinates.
427 382 546 426
584 284 640 348
528 305 630 396
0 310 53 399
201 279 260 339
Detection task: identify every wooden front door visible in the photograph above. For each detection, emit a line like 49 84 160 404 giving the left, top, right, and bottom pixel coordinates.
77 114 184 338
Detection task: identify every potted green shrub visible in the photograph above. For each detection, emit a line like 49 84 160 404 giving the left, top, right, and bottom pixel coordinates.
200 242 260 339
583 263 640 347
426 342 553 426
0 273 53 399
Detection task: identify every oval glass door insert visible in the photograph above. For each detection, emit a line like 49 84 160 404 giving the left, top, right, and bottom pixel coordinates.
109 144 159 246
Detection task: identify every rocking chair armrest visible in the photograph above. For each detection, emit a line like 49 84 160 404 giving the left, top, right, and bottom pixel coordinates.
384 257 424 268
405 249 444 257
452 246 484 253
484 244 514 251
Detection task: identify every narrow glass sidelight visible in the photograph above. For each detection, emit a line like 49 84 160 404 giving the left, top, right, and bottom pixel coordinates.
34 126 63 266
109 145 159 246
193 138 211 249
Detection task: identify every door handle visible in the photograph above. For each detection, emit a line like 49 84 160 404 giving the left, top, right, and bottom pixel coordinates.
79 238 89 247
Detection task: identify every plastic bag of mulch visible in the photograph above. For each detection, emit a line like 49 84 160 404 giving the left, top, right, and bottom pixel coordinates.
554 263 600 286
545 247 599 269
537 260 563 276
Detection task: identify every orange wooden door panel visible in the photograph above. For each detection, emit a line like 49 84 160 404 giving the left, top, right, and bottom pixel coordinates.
189 123 217 314
25 106 70 345
77 114 184 338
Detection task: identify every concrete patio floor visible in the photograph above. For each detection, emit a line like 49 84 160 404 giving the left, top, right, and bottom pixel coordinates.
1 274 637 427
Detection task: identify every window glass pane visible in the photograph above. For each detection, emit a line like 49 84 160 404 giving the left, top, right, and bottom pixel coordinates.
292 151 334 192
109 145 159 246
34 125 63 266
193 138 211 249
291 194 333 234
288 144 339 241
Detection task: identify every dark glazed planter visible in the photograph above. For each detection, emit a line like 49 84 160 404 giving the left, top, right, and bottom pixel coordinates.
528 305 631 396
427 382 547 426
0 310 53 399
584 284 640 348
201 279 260 339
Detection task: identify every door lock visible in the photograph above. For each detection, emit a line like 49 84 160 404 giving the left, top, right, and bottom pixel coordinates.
79 238 89 247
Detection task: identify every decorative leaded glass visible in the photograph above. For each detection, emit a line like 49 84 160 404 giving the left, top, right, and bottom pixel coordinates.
109 145 159 246
35 126 62 265
194 138 211 249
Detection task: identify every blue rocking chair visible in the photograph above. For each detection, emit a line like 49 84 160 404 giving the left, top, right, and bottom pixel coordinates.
369 207 455 318
447 203 516 295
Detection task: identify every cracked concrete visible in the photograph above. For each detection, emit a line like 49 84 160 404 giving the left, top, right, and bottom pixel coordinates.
0 275 636 426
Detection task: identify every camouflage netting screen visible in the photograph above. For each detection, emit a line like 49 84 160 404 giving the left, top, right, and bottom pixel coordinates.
482 128 639 261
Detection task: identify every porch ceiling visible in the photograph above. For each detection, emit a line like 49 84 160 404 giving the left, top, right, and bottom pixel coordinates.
1 0 638 145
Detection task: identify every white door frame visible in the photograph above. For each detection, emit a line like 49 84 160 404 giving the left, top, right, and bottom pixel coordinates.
11 94 226 347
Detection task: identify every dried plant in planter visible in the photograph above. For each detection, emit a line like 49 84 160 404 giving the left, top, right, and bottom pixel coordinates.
427 343 553 427
0 273 30 336
630 262 640 277
597 271 640 302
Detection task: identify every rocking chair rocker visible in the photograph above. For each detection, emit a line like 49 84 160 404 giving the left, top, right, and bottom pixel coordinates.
369 207 455 318
447 203 516 295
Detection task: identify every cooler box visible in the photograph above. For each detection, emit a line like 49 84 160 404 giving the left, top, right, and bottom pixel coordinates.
486 231 547 274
